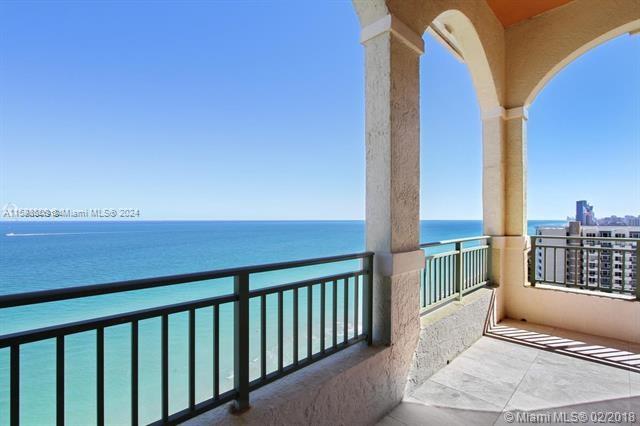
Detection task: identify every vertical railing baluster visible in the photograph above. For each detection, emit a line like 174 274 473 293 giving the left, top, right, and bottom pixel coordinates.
483 248 487 282
260 295 266 378
354 275 359 337
469 251 473 289
543 247 547 283
293 288 298 365
471 250 475 287
277 291 283 372
307 284 313 359
189 309 195 410
565 245 569 286
422 263 427 309
622 250 627 293
609 248 615 290
131 321 138 426
233 273 250 412
213 304 219 398
597 249 601 291
320 282 326 351
443 257 448 298
635 242 640 300
438 256 442 298
553 247 557 284
367 255 374 342
332 280 338 348
161 314 169 422
487 238 493 284
57 335 65 426
455 242 463 301
465 248 479 290
97 327 104 426
429 259 433 305
467 252 471 289
10 345 19 426
469 250 474 287
437 257 441 302
431 258 435 303
441 257 445 298
343 278 349 344
453 255 457 294
530 237 537 286
448 256 452 297
573 248 580 287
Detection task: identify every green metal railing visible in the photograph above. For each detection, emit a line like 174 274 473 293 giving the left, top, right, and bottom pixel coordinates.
0 252 374 426
529 235 639 298
419 236 491 312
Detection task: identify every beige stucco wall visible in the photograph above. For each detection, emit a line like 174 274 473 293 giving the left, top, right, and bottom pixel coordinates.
506 283 640 344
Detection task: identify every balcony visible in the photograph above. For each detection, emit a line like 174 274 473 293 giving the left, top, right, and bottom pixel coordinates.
2 233 638 425
1 0 639 425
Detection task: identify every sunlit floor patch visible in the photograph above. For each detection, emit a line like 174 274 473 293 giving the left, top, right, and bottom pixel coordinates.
485 319 640 372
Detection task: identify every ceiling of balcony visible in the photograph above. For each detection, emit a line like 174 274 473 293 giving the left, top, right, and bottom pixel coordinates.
486 0 574 28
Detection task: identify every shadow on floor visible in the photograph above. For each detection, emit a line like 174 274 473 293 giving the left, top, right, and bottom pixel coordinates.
380 324 640 426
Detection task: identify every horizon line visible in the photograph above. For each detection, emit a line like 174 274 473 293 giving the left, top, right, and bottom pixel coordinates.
0 218 567 223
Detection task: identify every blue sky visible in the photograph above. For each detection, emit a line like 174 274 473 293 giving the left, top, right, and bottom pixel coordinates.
0 1 638 220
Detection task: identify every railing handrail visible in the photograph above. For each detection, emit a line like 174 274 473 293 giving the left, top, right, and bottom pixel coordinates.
531 235 639 243
0 293 238 348
420 235 491 248
0 251 373 309
534 244 636 253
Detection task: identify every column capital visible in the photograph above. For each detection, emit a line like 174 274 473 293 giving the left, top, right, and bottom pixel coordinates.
482 106 529 121
481 106 505 121
360 14 425 55
505 106 529 121
375 249 425 277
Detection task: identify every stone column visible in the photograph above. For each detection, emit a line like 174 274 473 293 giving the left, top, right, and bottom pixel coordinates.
481 106 529 319
505 106 528 237
502 107 530 318
361 15 425 346
481 107 507 318
482 107 507 237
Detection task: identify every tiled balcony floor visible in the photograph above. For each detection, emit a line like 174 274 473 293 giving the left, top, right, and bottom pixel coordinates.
380 331 640 426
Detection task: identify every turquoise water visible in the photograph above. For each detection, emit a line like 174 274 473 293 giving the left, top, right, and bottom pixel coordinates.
0 220 563 425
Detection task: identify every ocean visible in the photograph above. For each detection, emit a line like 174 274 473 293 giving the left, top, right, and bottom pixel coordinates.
0 220 563 425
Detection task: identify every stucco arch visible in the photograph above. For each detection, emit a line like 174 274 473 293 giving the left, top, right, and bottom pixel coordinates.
525 20 640 107
426 9 501 115
353 0 505 114
505 0 640 108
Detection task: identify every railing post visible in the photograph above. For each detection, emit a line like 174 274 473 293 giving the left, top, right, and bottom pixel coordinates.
486 237 492 285
363 254 374 345
232 273 250 413
455 242 463 301
530 236 537 287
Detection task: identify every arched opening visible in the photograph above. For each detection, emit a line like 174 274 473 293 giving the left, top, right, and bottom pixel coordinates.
419 11 500 243
528 33 640 224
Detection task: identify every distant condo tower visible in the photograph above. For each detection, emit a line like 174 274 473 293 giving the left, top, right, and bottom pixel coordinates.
576 200 596 226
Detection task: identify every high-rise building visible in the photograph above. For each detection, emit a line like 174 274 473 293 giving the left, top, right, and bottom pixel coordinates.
597 214 640 226
575 200 596 226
